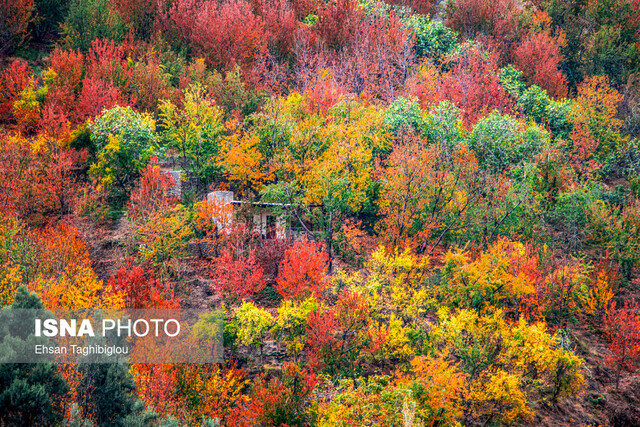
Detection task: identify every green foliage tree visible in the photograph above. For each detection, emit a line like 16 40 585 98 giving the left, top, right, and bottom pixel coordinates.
89 105 159 207
159 84 224 186
406 14 459 63
62 0 130 52
468 112 547 174
0 287 69 426
77 361 138 426
383 96 425 137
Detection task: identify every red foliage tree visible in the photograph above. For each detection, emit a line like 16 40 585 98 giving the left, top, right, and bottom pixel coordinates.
334 12 414 100
127 160 179 222
446 0 522 54
304 70 346 116
256 0 298 60
438 45 513 127
276 236 328 300
254 237 291 282
569 122 601 179
210 249 266 304
0 0 35 55
109 259 180 309
229 362 317 426
511 30 568 98
190 0 267 73
76 76 126 123
49 48 85 95
156 0 200 48
85 39 133 95
40 104 72 143
129 56 178 114
603 299 640 389
306 290 370 372
306 308 339 370
45 48 85 123
0 60 32 124
132 364 186 420
315 0 362 51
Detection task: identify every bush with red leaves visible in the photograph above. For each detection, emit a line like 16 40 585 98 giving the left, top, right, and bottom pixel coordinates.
127 160 179 222
229 362 317 426
306 290 370 373
191 0 267 73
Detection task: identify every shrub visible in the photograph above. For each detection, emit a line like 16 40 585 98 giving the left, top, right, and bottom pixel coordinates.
0 60 32 124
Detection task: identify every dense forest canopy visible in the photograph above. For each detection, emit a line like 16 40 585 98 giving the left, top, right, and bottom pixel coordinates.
1 0 640 425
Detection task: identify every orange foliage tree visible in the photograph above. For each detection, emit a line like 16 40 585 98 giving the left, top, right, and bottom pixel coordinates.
0 133 87 223
571 75 623 154
31 223 124 309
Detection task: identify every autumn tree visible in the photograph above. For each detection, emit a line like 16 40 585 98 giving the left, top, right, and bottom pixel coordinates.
543 0 640 87
233 300 274 360
159 84 223 185
0 133 86 223
127 160 179 222
603 299 640 389
89 105 159 207
30 223 125 309
276 237 328 300
0 60 32 124
511 28 568 99
445 0 522 61
109 259 180 309
210 249 266 305
306 290 370 375
231 362 317 426
61 0 130 52
0 0 35 55
438 45 513 127
260 97 386 268
571 75 623 155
